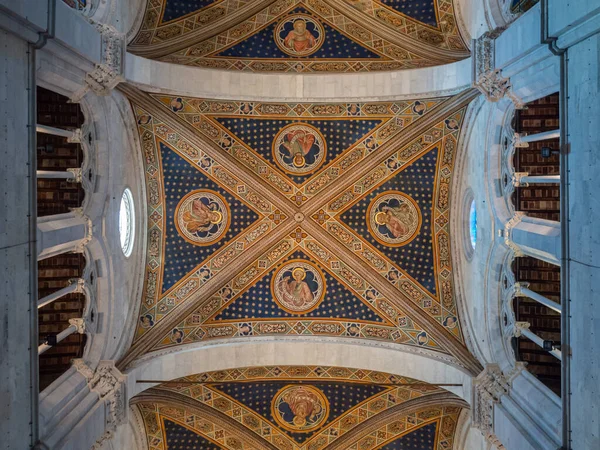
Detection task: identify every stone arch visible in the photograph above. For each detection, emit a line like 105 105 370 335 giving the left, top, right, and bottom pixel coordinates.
125 338 474 403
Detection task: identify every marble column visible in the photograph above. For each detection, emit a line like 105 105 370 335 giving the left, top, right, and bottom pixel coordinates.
512 173 560 187
38 278 85 309
513 282 561 313
505 212 561 265
37 169 82 182
36 124 82 143
514 322 562 360
513 130 560 148
37 209 92 260
38 318 86 355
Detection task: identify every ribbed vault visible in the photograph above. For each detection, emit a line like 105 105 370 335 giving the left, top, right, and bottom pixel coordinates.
128 0 470 72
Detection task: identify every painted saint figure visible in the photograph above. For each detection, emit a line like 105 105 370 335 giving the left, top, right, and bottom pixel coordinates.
284 19 317 54
183 198 223 235
282 129 316 168
277 267 314 308
281 386 324 428
375 203 413 238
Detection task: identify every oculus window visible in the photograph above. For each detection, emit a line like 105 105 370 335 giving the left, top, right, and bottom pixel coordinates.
119 188 135 257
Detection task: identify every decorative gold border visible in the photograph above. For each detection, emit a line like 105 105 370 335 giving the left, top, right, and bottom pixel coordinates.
173 189 232 246
270 384 331 433
274 13 326 57
365 190 422 248
270 258 327 315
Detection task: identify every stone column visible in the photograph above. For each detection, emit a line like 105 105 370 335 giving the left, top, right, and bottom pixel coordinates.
472 364 510 447
38 318 86 355
512 173 560 187
514 282 561 313
36 124 82 143
514 322 562 360
38 360 127 450
38 278 85 309
513 130 560 147
505 212 561 265
37 169 82 182
37 209 92 260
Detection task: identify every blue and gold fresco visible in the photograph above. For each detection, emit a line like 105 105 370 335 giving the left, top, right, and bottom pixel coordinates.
159 142 259 293
379 0 438 27
380 421 438 449
215 8 384 61
214 117 383 185
139 366 463 450
161 0 220 23
210 380 387 443
340 148 439 295
163 419 222 450
212 250 385 323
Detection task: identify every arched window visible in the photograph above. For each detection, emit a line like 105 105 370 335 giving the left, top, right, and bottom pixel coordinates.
469 200 477 250
119 188 135 257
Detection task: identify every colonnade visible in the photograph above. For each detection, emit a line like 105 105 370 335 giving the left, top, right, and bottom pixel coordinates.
35 123 93 356
503 129 563 362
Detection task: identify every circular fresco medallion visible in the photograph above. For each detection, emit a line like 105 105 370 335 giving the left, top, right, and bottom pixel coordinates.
272 260 325 314
174 190 230 246
272 123 327 175
272 385 329 433
367 191 421 247
275 14 325 57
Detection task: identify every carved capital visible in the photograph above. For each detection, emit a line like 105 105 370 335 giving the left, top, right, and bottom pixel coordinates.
472 364 511 436
513 132 530 148
69 318 86 334
513 281 530 297
514 321 531 337
512 172 529 187
67 128 83 144
90 430 114 450
72 24 124 100
66 168 83 183
69 208 93 253
72 358 94 382
89 361 127 431
68 277 87 293
504 212 525 256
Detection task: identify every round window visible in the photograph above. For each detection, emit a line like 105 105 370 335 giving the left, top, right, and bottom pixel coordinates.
119 188 135 257
469 200 477 250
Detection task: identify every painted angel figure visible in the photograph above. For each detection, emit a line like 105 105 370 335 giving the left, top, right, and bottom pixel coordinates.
277 267 314 308
376 203 413 238
284 19 317 53
183 199 222 234
282 129 316 168
282 386 323 427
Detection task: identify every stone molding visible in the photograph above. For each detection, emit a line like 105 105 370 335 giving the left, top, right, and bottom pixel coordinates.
71 359 128 444
472 363 523 447
513 321 532 338
69 207 94 254
72 24 125 101
473 29 524 108
68 318 87 334
504 211 526 256
512 171 530 187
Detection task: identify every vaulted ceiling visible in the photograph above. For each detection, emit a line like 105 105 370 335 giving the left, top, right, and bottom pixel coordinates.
133 366 467 450
129 0 470 72
117 84 481 376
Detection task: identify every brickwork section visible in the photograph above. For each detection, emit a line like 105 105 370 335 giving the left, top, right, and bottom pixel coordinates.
513 93 560 221
515 256 561 396
37 87 86 391
38 254 86 391
37 86 84 216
